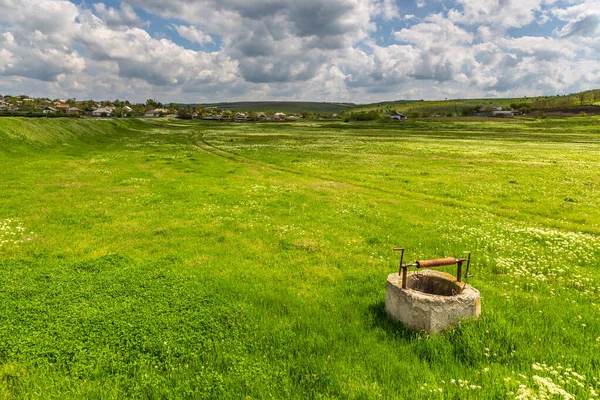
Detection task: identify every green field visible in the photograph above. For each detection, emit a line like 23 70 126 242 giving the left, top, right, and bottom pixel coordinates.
1 117 600 398
349 89 600 116
349 98 522 116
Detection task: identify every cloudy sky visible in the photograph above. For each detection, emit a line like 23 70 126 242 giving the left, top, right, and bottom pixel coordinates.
1 0 599 103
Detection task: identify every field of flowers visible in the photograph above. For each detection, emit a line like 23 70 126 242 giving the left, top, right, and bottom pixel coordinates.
0 117 599 398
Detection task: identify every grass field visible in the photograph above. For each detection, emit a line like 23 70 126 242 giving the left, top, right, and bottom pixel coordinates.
349 98 522 116
349 90 600 116
1 117 600 399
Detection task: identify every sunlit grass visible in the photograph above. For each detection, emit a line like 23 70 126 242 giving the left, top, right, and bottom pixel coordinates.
0 117 599 398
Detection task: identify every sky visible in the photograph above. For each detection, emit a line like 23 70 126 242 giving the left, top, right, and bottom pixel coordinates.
0 0 599 103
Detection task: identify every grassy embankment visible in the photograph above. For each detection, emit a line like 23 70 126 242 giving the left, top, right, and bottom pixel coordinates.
1 117 599 398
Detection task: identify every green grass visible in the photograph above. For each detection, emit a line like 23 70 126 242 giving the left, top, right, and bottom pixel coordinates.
350 98 523 115
350 89 600 115
1 117 600 399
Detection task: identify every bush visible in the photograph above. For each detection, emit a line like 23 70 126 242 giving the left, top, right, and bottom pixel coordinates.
347 111 381 121
176 107 193 120
460 106 479 116
510 102 531 113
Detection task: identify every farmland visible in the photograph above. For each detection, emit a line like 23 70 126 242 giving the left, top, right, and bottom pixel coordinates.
1 117 600 398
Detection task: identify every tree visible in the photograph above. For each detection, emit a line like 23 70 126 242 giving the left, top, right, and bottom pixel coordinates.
176 106 193 119
146 98 158 108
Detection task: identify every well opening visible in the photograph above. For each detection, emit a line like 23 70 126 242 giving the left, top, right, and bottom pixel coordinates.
406 273 462 296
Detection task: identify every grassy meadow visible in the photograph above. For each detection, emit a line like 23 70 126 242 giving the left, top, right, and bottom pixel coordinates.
1 117 600 399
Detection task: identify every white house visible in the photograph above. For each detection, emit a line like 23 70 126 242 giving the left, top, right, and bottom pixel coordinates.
43 106 57 114
92 107 113 117
273 112 286 120
153 108 170 116
390 111 407 120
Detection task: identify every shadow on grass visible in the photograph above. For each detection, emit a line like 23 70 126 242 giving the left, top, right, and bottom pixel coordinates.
365 300 423 341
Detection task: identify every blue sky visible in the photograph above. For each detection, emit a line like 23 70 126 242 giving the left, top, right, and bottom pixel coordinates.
1 0 599 103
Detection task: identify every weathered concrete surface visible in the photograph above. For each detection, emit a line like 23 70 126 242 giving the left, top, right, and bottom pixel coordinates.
385 270 481 333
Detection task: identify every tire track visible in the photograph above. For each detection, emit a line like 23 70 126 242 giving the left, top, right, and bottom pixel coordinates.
193 133 600 236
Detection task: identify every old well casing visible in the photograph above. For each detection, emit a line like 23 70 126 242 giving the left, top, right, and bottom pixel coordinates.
385 270 481 333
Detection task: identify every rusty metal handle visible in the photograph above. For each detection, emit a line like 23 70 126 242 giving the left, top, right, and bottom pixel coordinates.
416 257 458 268
394 248 472 289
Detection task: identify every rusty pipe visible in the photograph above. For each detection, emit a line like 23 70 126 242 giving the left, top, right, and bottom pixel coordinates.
416 257 458 268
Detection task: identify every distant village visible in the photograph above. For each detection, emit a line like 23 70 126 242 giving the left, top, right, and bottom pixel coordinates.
0 95 345 121
3 94 574 123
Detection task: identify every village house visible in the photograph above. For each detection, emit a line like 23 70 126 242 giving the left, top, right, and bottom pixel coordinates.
144 108 170 117
390 111 408 120
256 112 267 120
43 106 57 114
54 102 70 109
273 112 286 120
67 107 82 116
153 108 171 117
92 107 113 117
235 112 247 121
491 110 513 117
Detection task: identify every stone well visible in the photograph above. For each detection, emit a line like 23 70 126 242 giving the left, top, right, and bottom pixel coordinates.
385 270 481 333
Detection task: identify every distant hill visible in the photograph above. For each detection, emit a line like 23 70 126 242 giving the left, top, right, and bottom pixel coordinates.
347 89 600 117
196 101 355 114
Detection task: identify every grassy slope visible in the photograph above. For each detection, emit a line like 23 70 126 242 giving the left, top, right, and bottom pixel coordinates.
1 117 599 398
349 98 524 116
350 91 600 116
